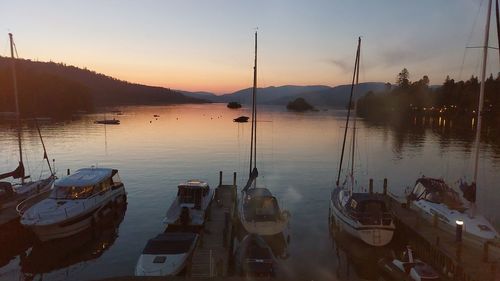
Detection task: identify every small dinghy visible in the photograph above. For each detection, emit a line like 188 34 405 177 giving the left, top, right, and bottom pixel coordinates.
379 246 440 281
233 116 249 123
135 232 198 276
94 119 120 125
234 234 276 277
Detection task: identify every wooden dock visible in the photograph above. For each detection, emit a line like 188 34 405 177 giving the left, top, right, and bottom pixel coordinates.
188 172 237 279
370 178 500 281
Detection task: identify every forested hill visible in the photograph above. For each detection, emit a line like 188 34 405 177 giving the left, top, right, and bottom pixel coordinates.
0 56 206 116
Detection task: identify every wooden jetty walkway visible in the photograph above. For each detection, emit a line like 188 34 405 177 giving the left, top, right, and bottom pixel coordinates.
369 178 500 281
188 172 237 279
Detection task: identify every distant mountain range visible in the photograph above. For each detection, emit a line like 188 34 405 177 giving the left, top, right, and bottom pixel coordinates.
183 83 387 108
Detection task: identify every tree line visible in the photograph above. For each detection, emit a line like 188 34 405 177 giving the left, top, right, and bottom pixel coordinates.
356 68 500 123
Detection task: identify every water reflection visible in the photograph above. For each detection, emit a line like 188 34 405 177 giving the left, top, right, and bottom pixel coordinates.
21 202 126 277
0 104 499 280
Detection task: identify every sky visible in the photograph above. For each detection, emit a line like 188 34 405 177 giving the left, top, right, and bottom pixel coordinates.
0 0 498 94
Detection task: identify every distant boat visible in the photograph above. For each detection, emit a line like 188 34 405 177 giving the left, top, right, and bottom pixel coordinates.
163 180 214 227
20 167 126 241
239 32 290 237
227 101 242 109
153 114 160 117
233 116 249 123
329 37 395 247
94 119 120 125
0 33 56 225
135 232 198 276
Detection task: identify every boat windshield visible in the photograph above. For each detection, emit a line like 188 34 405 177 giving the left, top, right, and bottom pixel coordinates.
143 237 194 255
50 185 94 199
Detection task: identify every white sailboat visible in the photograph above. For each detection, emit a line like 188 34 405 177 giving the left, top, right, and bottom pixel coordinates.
407 0 499 244
238 32 290 236
329 37 395 247
0 33 55 224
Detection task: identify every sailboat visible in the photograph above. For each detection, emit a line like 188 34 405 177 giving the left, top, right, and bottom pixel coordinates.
0 33 55 224
238 32 290 236
329 37 395 247
406 0 499 243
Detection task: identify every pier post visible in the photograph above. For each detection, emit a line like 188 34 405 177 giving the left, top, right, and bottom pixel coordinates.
219 171 222 186
483 242 489 262
67 168 70 175
233 172 236 186
383 178 387 195
369 179 373 194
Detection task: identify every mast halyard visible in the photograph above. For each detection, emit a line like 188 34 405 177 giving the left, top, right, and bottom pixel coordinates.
336 37 361 187
9 33 25 184
249 31 258 178
35 120 54 176
473 0 492 190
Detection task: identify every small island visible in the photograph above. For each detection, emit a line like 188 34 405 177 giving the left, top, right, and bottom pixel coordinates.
286 97 316 112
227 101 242 109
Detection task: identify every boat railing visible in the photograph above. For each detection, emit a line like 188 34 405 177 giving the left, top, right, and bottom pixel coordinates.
353 211 393 226
16 189 52 215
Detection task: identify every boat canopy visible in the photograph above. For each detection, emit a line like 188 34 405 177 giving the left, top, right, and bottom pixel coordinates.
243 188 280 221
56 168 116 187
142 233 197 255
177 180 209 208
344 193 392 225
412 178 463 209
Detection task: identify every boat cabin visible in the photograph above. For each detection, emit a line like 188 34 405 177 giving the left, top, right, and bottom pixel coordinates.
243 188 280 222
177 180 210 210
50 168 122 200
410 178 464 210
344 193 392 226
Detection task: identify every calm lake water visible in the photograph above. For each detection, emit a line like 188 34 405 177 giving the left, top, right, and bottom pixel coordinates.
0 103 499 281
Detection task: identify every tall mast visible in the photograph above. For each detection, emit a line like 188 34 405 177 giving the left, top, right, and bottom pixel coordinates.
351 39 361 181
249 31 258 177
336 37 361 186
9 33 24 184
473 0 492 186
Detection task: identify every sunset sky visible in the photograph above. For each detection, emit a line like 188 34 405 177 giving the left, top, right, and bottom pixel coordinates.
0 0 497 94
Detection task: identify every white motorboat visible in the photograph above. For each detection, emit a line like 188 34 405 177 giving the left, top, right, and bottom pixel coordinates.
135 232 198 276
379 246 440 281
408 177 498 242
329 37 395 247
20 167 126 241
163 180 214 227
408 1 499 246
238 32 290 237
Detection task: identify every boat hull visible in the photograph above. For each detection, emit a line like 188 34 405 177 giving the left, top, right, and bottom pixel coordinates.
25 187 125 242
330 189 394 247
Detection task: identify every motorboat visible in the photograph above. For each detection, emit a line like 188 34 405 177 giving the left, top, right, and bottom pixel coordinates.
378 246 440 281
163 180 214 227
234 234 276 277
20 167 126 241
329 37 395 247
240 185 290 236
407 177 498 242
135 232 198 276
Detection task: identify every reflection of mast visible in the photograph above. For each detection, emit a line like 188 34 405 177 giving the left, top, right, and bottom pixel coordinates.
9 33 25 184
